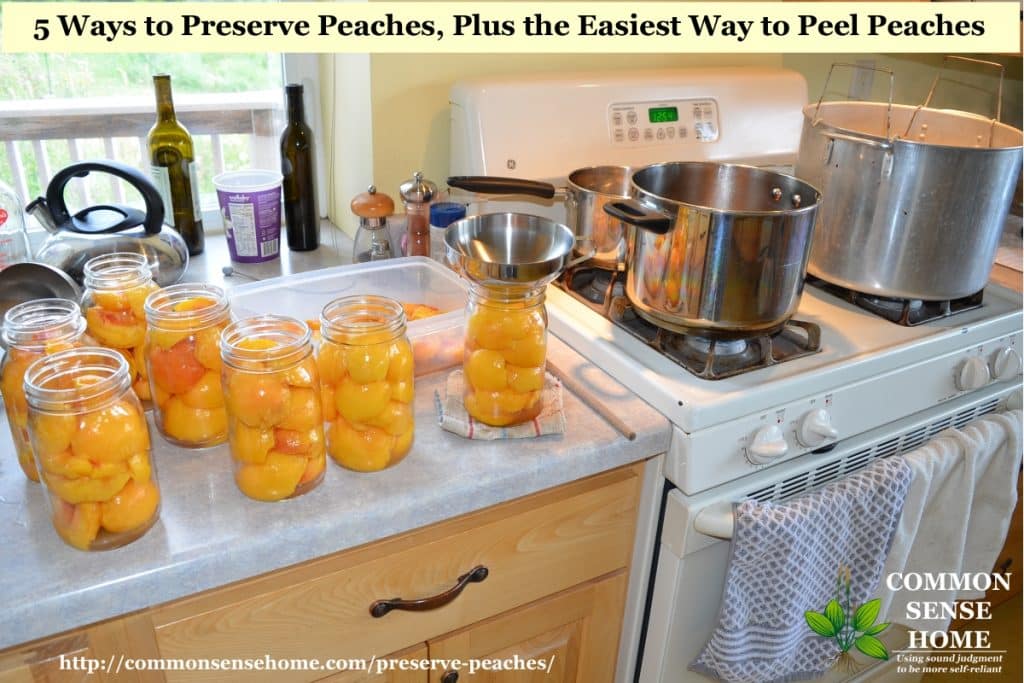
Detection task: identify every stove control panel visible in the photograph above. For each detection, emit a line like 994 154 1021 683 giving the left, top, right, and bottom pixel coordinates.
668 330 1023 495
608 98 719 147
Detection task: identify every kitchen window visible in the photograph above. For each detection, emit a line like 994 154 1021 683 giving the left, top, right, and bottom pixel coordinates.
0 51 324 230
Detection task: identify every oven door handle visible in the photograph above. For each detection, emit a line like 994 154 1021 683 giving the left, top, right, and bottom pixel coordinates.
693 502 735 540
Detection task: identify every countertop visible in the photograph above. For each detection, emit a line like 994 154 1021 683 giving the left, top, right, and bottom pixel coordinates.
0 226 671 651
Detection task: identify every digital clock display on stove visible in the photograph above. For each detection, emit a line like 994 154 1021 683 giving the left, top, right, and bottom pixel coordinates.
648 106 679 124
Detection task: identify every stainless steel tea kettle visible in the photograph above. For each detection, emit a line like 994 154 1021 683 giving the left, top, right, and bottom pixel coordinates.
27 160 188 286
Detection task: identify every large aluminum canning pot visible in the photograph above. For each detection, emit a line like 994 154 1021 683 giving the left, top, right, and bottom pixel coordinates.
604 162 821 337
447 166 633 270
797 88 1023 301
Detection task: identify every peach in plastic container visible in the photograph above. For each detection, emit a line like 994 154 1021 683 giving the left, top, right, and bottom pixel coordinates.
143 283 230 447
463 285 547 427
220 315 325 501
24 347 160 551
1 299 91 482
81 252 160 405
319 295 414 472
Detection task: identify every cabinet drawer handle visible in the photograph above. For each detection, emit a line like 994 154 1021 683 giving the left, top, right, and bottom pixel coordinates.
369 565 489 618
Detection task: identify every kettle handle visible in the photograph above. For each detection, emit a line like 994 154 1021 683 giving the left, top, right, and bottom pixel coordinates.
46 160 165 235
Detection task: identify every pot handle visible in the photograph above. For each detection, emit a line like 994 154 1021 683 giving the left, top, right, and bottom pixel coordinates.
813 63 895 140
603 200 672 235
823 131 893 152
447 176 557 200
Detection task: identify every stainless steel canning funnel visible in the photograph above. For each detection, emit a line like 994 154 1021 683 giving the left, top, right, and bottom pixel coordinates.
444 213 588 288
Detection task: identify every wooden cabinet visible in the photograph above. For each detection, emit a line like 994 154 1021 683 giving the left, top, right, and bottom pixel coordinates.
0 464 642 683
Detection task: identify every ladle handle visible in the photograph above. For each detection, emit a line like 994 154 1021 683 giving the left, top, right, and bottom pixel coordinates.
447 176 557 200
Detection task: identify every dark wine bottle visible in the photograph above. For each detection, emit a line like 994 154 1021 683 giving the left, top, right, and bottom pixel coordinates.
148 74 204 256
280 83 319 251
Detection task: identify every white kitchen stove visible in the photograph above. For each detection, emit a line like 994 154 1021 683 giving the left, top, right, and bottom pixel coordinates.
451 67 1024 683
547 281 1023 495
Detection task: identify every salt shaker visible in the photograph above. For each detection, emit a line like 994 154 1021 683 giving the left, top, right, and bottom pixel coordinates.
351 186 396 263
399 171 436 258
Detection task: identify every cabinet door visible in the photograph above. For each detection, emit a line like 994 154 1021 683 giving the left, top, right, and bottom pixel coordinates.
314 644 428 683
426 572 627 683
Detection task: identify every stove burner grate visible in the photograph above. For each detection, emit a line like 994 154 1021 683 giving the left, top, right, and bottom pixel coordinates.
608 297 822 380
807 276 984 326
559 266 626 315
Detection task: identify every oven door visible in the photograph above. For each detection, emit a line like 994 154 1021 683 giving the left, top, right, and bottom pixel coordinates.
635 382 1015 683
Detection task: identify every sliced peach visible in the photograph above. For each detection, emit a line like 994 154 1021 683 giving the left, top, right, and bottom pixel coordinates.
317 342 347 384
148 327 191 351
344 343 390 384
126 283 158 320
127 452 152 484
100 479 160 533
386 339 414 382
502 333 546 368
85 306 146 349
465 390 517 427
276 387 320 431
335 377 391 424
30 411 78 456
466 349 508 391
392 428 414 459
149 337 205 394
90 460 130 480
16 446 40 482
298 450 326 486
133 377 152 401
45 470 131 504
93 290 130 311
235 451 306 502
161 396 228 444
133 343 149 379
70 400 148 463
172 296 216 313
53 500 102 551
225 371 290 428
497 389 530 413
327 418 394 472
367 401 413 437
466 308 508 350
152 382 171 409
230 422 275 464
284 357 317 388
181 370 225 410
320 384 337 421
38 448 93 478
507 364 545 393
273 426 323 455
390 379 414 404
194 325 224 371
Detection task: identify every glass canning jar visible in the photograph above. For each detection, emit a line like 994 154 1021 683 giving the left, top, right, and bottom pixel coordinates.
82 253 160 405
319 295 414 472
144 283 230 447
24 347 159 551
221 315 325 501
0 299 90 482
463 285 547 426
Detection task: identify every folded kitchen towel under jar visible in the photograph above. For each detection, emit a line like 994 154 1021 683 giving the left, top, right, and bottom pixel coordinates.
691 456 912 683
876 409 1023 633
435 369 565 440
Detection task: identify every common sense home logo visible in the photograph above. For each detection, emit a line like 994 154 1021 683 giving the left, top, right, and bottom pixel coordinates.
805 566 890 671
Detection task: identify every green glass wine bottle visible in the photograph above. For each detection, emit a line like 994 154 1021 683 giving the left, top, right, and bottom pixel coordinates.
280 83 319 251
148 74 204 256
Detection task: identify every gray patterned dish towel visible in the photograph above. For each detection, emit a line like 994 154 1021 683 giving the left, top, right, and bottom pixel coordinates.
690 457 912 683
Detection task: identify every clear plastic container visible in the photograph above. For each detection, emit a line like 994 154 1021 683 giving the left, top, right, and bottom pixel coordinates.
0 179 32 271
1 299 90 482
221 315 325 501
24 347 159 551
82 253 160 405
463 285 547 426
144 283 230 447
230 256 468 377
319 296 414 472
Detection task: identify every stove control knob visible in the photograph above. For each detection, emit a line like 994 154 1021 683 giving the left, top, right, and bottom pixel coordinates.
797 409 838 448
990 347 1023 382
747 425 788 464
955 356 991 392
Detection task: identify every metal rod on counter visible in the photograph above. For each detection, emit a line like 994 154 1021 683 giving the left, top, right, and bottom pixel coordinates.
693 501 735 540
547 360 636 441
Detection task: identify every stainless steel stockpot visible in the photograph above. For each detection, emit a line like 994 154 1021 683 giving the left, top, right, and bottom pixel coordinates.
605 162 821 337
796 59 1024 301
447 166 634 270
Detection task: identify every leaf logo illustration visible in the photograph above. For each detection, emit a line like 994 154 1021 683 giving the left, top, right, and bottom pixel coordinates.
806 566 890 663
